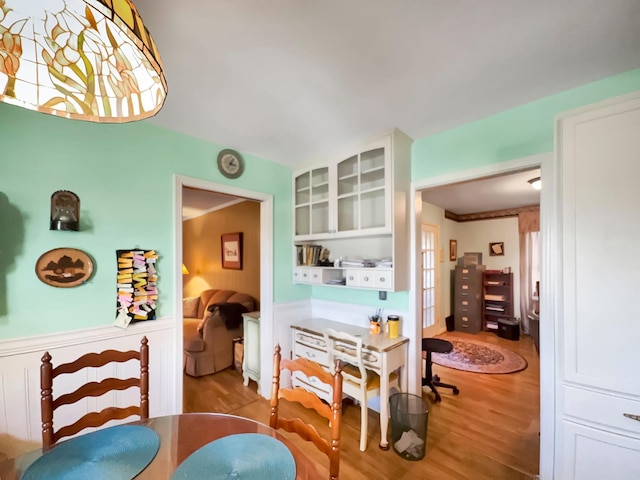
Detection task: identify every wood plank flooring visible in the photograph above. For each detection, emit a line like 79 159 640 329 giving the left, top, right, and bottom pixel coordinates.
183 331 539 480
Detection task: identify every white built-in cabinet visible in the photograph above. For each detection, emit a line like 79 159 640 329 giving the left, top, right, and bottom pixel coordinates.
556 92 640 479
292 129 412 292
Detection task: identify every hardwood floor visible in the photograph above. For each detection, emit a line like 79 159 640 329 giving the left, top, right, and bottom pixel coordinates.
183 331 539 480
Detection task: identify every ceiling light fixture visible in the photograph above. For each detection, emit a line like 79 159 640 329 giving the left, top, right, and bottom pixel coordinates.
528 177 541 190
0 0 167 123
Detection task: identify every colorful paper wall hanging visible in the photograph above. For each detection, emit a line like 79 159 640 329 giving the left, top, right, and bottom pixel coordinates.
116 249 158 324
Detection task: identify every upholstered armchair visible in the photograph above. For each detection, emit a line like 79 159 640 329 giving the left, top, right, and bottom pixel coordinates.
183 289 256 377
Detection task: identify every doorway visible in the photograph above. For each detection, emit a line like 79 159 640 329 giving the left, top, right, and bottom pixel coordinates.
410 153 549 475
174 175 274 412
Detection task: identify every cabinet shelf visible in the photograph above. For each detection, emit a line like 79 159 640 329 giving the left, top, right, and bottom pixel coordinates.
338 173 358 182
482 272 513 332
361 165 385 176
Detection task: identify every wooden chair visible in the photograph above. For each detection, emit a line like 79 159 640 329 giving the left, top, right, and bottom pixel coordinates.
323 327 399 452
270 344 343 480
40 336 149 448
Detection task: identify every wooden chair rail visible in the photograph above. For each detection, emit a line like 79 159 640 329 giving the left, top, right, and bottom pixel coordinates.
280 388 332 420
52 406 142 444
52 378 140 409
51 350 141 376
281 357 334 385
276 417 332 456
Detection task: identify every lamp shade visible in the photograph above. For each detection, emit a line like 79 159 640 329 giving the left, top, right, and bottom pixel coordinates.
0 0 167 123
182 264 189 275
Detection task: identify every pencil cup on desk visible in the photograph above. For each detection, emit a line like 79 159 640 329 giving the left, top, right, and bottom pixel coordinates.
370 321 381 335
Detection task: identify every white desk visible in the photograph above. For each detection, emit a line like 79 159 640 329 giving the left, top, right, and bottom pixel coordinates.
290 318 409 450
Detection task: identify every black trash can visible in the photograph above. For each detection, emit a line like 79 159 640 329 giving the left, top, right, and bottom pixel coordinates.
497 318 520 341
445 315 455 332
390 393 429 461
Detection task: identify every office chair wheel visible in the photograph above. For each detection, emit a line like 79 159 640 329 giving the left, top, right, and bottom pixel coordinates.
453 387 460 395
433 374 440 382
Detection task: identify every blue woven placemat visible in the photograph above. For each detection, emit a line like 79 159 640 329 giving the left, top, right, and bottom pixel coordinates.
170 433 296 480
21 425 160 480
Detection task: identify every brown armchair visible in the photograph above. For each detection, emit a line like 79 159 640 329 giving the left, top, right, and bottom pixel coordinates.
183 289 256 377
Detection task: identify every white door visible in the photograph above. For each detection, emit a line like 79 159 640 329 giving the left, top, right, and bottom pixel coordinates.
421 223 440 337
556 92 640 479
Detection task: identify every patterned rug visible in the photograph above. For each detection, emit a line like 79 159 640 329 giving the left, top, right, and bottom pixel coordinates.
432 338 527 374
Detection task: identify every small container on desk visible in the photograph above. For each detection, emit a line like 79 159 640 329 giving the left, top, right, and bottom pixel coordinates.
387 315 400 339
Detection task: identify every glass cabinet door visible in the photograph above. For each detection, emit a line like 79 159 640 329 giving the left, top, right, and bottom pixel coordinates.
294 166 329 236
336 147 386 233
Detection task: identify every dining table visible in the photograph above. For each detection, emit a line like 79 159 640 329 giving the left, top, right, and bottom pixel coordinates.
0 413 324 479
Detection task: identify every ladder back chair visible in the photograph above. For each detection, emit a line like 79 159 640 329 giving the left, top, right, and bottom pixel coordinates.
270 344 343 480
323 327 399 451
40 336 149 448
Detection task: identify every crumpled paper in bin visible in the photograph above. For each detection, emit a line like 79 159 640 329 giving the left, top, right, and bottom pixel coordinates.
394 429 424 458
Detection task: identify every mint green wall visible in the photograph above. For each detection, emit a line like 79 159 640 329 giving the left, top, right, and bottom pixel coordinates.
2 69 638 339
0 103 302 339
413 68 640 179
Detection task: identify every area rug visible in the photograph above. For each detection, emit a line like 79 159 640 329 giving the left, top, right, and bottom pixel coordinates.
432 338 527 374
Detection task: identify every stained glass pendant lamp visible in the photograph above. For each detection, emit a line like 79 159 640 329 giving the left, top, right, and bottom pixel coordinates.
0 0 167 123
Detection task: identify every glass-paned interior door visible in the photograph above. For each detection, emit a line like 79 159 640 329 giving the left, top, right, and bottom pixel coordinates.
422 223 440 337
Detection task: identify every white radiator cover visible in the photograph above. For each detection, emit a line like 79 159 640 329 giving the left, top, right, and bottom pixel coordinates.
0 318 178 443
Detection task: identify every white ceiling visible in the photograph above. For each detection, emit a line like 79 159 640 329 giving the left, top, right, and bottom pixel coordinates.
421 168 541 215
142 1 639 214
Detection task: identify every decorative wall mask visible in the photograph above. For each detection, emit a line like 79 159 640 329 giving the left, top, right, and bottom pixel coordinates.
50 190 80 231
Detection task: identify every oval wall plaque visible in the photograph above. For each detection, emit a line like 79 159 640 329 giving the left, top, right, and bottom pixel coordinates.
35 248 94 288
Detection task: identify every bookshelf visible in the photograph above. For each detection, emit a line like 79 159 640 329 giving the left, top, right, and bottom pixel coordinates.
482 271 514 332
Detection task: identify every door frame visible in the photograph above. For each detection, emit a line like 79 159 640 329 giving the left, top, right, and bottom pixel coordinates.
173 175 274 405
409 151 555 478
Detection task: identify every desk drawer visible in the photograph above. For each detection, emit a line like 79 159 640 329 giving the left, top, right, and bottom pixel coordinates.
293 331 326 349
291 371 333 404
293 343 328 367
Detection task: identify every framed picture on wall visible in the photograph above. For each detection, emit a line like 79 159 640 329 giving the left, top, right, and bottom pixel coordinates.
221 232 243 269
489 242 504 256
449 239 457 261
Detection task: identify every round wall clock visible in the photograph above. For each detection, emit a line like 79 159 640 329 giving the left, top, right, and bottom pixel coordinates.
35 248 94 288
217 149 245 179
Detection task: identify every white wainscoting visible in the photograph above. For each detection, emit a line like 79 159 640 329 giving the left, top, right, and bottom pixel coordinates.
258 300 311 397
0 318 178 442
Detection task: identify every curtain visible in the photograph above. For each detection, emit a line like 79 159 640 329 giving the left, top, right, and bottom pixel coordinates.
518 211 540 334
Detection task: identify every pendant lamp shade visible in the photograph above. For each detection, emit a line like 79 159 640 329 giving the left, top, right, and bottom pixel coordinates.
0 0 167 123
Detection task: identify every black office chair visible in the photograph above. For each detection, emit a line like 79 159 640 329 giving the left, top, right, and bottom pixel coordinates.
421 338 460 402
